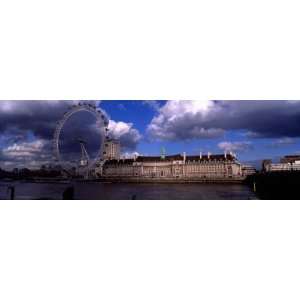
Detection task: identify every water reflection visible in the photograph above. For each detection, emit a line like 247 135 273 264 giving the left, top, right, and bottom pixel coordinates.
0 181 258 200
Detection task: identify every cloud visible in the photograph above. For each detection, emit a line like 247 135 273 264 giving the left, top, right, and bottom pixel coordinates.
0 139 53 169
121 151 141 159
147 100 225 140
117 104 126 110
268 137 296 148
147 100 300 141
3 140 47 157
243 131 264 138
142 101 161 111
0 101 141 169
0 101 69 140
108 120 142 150
218 141 253 153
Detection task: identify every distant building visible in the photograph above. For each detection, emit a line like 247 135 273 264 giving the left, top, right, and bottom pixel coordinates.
280 155 300 164
263 155 300 172
101 152 251 180
103 139 121 160
262 159 272 172
241 164 256 176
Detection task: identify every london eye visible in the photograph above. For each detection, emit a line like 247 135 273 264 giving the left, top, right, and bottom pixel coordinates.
52 102 109 175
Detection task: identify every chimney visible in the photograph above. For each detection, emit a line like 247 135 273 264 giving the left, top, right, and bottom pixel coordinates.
224 151 227 159
183 152 186 163
200 151 202 159
208 152 211 159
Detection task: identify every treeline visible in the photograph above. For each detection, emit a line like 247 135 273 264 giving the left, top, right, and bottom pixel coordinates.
0 168 62 179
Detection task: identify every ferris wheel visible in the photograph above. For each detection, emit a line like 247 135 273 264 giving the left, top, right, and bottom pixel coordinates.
53 102 109 171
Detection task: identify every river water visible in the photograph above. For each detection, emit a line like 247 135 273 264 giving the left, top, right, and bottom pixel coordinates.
0 180 258 200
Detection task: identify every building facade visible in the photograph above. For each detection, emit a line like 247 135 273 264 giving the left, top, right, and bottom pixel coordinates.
280 155 300 164
101 153 250 180
103 139 121 160
263 155 300 172
241 164 256 176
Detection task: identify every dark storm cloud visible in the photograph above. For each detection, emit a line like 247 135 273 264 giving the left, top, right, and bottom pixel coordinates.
0 101 72 139
0 139 53 169
211 101 300 138
147 100 300 141
0 101 94 168
0 100 141 148
0 101 141 169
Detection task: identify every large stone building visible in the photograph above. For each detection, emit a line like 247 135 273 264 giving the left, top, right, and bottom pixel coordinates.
103 139 121 160
101 152 250 180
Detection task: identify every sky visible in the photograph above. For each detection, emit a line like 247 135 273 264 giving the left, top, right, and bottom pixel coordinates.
1 100 300 170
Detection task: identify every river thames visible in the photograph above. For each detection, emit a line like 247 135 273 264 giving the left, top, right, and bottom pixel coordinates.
0 181 258 200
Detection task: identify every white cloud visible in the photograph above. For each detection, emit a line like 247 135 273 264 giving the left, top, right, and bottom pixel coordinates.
142 101 161 111
244 131 264 138
157 100 215 118
269 137 296 148
218 141 253 153
1 139 52 169
147 100 300 141
3 140 47 157
108 120 133 138
108 120 142 150
121 151 141 159
147 100 224 141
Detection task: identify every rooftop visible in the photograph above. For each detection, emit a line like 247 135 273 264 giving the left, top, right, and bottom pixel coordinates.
104 153 236 165
280 155 300 163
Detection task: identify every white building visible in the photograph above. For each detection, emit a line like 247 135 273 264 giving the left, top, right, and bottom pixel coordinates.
264 162 300 172
103 139 121 160
263 155 300 172
241 164 256 176
101 153 250 179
